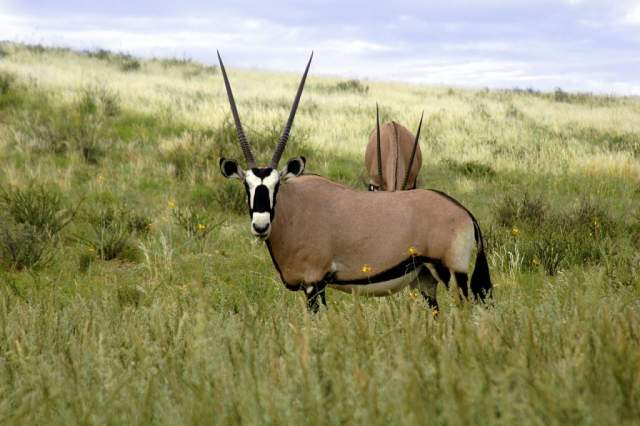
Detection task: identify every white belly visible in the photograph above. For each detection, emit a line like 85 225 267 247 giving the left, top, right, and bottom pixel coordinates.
328 267 421 297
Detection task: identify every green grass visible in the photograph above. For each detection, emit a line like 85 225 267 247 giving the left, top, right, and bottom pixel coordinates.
0 41 639 424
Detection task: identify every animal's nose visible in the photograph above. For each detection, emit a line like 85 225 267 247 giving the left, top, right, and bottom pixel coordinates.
252 222 269 234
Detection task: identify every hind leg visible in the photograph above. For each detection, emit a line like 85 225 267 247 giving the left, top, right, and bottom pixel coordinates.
415 268 439 312
454 272 469 300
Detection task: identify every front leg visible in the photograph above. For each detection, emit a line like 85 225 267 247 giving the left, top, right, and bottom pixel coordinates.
305 282 327 313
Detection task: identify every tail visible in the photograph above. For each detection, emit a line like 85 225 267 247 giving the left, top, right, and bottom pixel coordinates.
470 218 493 302
424 189 493 302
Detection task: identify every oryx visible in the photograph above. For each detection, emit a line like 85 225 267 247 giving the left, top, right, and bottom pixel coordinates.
364 106 423 191
217 52 492 312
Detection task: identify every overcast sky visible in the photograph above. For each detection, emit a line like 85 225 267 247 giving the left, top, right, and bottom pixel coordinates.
1 0 639 94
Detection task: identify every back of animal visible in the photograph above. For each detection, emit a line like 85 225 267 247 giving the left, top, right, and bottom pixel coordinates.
365 121 422 191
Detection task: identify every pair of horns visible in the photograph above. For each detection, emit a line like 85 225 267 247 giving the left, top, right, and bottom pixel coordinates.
375 104 424 191
217 51 312 169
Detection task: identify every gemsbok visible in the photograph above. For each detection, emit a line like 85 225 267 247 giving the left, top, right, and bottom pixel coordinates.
364 106 423 191
217 51 492 312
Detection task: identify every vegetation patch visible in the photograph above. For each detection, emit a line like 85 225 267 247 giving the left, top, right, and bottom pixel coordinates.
316 79 369 95
0 185 78 270
444 158 497 180
76 203 149 261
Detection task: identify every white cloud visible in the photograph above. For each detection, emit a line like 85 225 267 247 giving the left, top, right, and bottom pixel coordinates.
623 4 640 25
0 6 638 95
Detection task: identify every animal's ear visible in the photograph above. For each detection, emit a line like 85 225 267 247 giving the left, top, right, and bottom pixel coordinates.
219 158 244 180
280 156 306 181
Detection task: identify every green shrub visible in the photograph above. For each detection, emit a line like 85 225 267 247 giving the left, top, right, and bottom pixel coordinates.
172 205 224 239
444 159 496 179
213 180 247 214
0 185 78 270
0 72 13 96
120 58 141 72
0 185 78 238
0 214 53 270
78 204 146 261
496 192 548 227
159 130 216 179
11 86 119 162
317 79 369 95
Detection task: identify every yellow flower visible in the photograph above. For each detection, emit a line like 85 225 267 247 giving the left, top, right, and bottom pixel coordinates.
431 308 439 318
197 223 206 231
167 200 176 209
408 246 418 257
532 256 541 267
511 226 520 237
96 175 105 183
361 264 372 274
408 290 418 300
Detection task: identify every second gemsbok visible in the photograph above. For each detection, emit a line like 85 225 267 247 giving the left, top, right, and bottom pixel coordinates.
364 106 423 191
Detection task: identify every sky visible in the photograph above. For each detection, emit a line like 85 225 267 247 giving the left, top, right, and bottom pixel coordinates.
1 0 639 95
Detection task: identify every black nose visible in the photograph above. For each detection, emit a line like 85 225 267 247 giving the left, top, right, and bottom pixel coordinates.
252 222 269 234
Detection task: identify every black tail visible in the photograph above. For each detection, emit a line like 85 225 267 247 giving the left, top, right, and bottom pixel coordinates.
470 219 493 302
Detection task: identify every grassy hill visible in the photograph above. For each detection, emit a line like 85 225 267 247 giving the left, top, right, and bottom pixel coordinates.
0 41 639 424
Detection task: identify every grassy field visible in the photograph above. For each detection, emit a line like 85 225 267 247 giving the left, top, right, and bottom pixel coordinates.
0 41 639 424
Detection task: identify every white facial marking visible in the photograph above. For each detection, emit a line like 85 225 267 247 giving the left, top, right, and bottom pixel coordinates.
251 212 271 236
245 172 261 210
244 170 279 210
262 171 279 208
306 286 314 294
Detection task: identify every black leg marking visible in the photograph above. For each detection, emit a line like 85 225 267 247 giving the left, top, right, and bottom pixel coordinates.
420 291 439 311
433 264 451 289
454 272 469 299
417 268 439 317
305 283 327 313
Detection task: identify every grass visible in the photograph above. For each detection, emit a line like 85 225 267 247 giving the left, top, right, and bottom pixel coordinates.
0 41 639 424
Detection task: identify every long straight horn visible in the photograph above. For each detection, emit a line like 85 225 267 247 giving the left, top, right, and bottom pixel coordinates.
270 52 313 168
217 51 256 168
376 103 384 191
401 111 424 190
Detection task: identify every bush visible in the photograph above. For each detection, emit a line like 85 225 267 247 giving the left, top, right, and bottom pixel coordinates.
444 159 496 180
120 58 141 72
171 205 224 239
0 185 78 238
78 204 147 261
316 79 369 95
213 180 247 215
0 215 53 270
0 185 78 270
159 130 216 179
496 192 548 227
12 86 120 162
0 72 13 96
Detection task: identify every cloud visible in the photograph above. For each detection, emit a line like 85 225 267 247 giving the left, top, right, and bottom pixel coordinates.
1 1 639 95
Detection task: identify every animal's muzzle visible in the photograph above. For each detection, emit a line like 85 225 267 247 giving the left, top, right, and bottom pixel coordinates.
251 212 271 238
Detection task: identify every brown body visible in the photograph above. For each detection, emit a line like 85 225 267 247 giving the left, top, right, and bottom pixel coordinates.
268 174 473 288
365 122 422 191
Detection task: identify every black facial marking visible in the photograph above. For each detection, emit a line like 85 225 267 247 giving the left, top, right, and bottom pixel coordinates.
243 183 251 216
252 168 274 179
287 159 301 176
253 185 271 213
222 160 238 177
